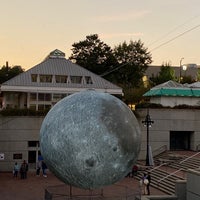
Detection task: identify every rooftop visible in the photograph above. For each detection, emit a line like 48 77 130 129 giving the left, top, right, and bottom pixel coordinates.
144 80 200 97
1 49 122 95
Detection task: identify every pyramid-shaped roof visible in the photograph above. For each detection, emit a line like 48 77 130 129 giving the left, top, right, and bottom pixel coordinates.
144 80 200 97
153 80 185 89
1 49 122 95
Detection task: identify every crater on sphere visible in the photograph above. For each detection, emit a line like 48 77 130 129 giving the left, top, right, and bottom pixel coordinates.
112 146 117 152
85 158 96 167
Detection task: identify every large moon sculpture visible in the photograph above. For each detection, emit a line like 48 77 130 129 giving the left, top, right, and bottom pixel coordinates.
40 90 141 189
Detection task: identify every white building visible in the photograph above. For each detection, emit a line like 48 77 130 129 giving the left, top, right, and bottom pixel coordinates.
143 80 200 107
137 80 200 161
0 49 122 111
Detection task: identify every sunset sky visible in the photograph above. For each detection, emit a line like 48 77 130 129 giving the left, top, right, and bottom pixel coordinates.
1 0 200 70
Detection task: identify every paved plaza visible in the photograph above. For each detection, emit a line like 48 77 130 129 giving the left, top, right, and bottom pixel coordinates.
0 170 165 200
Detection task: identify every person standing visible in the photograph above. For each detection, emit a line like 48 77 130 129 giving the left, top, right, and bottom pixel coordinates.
13 162 19 178
42 161 47 177
142 173 148 195
20 160 28 179
132 165 138 177
36 160 41 176
146 172 151 195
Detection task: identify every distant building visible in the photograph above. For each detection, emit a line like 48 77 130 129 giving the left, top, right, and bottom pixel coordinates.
137 80 200 161
144 65 200 86
0 49 122 110
143 80 200 107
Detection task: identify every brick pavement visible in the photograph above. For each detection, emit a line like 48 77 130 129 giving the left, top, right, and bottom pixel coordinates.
0 170 165 200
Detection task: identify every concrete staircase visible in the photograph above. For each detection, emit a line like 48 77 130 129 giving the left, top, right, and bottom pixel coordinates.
135 151 200 195
155 151 200 171
135 168 184 195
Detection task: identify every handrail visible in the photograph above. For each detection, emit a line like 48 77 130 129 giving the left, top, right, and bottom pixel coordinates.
149 162 167 173
157 151 200 184
196 144 200 151
179 151 200 164
152 145 167 157
157 168 184 184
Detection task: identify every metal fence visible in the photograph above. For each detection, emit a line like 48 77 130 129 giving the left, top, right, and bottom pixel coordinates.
45 183 141 200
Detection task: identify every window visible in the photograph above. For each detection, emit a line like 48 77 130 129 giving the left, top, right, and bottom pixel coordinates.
30 93 37 101
38 104 51 111
6 93 18 101
40 75 52 83
13 153 22 159
55 75 68 83
28 141 39 147
29 104 36 110
53 93 66 101
70 76 82 84
85 76 93 84
38 93 51 101
31 74 37 82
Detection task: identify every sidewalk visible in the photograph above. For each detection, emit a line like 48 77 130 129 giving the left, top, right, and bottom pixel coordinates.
0 171 165 200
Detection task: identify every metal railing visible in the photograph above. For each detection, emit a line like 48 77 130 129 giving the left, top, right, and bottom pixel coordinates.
149 162 168 173
156 151 200 185
152 145 167 157
157 168 185 185
179 151 200 164
44 183 139 200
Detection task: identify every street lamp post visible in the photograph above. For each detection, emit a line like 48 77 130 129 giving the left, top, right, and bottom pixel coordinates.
142 109 154 166
179 57 184 83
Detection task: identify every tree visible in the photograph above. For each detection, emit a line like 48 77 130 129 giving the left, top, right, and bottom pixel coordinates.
69 36 152 105
123 86 150 105
0 65 24 84
181 75 194 84
149 63 176 86
69 34 117 75
112 40 152 88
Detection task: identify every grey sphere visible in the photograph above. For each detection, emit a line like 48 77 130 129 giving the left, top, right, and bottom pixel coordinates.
40 90 141 189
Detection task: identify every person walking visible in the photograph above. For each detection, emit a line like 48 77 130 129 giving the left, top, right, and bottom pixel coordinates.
13 162 19 178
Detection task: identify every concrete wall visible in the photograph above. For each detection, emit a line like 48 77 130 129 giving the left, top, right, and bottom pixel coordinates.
175 180 186 200
187 169 200 200
1 108 200 171
0 116 44 171
136 108 200 160
150 96 200 107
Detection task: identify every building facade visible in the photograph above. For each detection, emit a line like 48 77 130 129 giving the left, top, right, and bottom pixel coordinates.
137 108 200 160
0 49 122 111
144 80 200 107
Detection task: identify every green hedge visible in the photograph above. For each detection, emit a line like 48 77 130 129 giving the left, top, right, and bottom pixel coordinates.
0 108 50 116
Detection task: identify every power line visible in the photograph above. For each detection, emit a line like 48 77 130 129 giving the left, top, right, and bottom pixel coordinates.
100 63 128 77
148 15 200 47
101 22 200 76
150 23 200 52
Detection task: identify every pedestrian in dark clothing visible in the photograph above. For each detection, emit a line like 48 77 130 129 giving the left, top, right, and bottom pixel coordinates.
20 160 28 179
36 160 41 176
146 172 151 195
42 161 47 177
132 165 138 177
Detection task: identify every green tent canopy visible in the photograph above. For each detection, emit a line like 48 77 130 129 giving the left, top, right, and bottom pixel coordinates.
143 81 200 97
